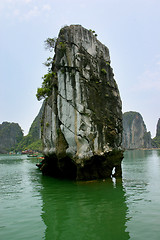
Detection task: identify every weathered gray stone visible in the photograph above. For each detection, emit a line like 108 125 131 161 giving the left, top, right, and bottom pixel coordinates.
41 25 123 180
122 111 152 149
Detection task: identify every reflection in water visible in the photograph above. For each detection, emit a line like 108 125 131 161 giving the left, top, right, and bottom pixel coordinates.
40 177 130 240
0 155 45 240
2 151 160 239
155 149 160 157
122 150 160 239
124 149 152 160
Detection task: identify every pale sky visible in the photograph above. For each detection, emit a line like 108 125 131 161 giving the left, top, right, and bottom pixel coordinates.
0 0 160 137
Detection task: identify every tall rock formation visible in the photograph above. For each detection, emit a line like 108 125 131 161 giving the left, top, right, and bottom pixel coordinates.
152 118 160 148
0 122 23 153
155 118 160 137
122 111 152 149
41 25 123 180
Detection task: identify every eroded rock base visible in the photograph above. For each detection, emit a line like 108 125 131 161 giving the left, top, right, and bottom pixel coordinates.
39 150 123 180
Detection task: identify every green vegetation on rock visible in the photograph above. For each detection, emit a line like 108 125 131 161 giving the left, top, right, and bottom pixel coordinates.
15 103 44 152
152 118 160 148
0 122 23 153
36 37 57 101
36 72 54 101
152 136 160 148
44 37 57 52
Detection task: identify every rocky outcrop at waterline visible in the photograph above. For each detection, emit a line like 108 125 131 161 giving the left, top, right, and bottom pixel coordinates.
122 111 152 149
40 25 123 180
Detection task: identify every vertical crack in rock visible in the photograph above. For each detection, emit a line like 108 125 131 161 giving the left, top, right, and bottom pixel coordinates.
40 25 123 180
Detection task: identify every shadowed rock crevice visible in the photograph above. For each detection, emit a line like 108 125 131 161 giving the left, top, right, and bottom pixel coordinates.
41 25 123 180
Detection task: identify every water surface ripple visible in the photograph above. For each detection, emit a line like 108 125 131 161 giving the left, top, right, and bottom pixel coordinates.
0 150 160 239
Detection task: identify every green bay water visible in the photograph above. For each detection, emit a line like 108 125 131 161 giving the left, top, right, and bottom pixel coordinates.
0 150 160 239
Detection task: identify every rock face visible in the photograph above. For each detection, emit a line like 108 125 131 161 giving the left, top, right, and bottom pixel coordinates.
122 111 152 149
151 118 160 148
41 25 123 180
155 118 160 137
27 102 44 141
0 122 23 153
16 102 44 152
